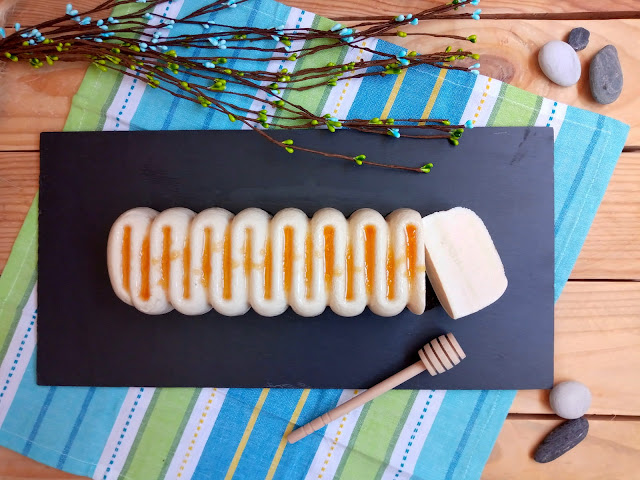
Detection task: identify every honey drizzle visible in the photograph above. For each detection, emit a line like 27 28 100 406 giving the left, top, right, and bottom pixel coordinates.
244 228 252 289
304 233 313 300
364 225 376 296
140 234 150 301
386 243 395 300
283 226 294 294
222 227 232 300
161 226 171 292
264 239 273 300
183 232 191 299
201 227 212 290
405 224 418 287
323 226 335 293
346 244 354 301
121 226 131 294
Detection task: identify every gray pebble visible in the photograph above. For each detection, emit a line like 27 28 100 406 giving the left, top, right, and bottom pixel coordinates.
538 40 581 87
534 417 589 463
549 381 592 419
590 45 623 104
568 27 590 51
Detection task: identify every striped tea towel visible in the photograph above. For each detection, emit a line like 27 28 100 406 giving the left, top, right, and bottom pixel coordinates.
0 0 629 479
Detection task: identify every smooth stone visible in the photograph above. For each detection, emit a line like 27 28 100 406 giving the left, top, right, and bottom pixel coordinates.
549 381 592 419
534 417 589 463
568 27 590 51
590 45 623 104
538 40 581 87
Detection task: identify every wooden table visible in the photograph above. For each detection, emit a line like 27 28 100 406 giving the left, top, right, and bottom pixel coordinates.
1 0 639 478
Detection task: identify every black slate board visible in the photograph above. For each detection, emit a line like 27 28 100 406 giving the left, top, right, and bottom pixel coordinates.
38 127 554 389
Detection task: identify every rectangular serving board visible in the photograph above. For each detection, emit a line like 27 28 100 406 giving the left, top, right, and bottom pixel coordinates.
38 127 554 389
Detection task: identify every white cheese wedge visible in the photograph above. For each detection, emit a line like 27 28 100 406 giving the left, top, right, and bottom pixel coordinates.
422 207 508 319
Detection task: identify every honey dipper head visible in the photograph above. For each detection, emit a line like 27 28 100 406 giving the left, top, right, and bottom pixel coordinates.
418 333 466 376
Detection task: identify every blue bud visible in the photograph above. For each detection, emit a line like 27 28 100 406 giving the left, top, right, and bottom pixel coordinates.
394 15 405 22
14 23 21 31
410 18 419 25
97 19 104 26
465 120 474 128
0 28 4 38
330 23 343 32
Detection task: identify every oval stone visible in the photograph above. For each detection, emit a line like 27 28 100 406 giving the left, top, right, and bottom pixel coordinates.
590 45 623 104
549 380 592 419
568 27 590 51
534 417 589 463
538 41 581 87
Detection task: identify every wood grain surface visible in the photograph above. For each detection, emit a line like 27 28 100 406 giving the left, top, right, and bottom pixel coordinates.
0 0 638 478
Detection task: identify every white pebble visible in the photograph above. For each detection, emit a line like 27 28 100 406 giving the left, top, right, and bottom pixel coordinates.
538 40 581 87
549 381 592 419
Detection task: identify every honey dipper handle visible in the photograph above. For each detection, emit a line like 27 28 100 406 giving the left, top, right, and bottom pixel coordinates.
288 360 426 444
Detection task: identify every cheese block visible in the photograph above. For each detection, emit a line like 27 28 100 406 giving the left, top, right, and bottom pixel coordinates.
422 207 508 319
108 207 426 317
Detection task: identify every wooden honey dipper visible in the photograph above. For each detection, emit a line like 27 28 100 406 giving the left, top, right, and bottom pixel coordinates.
288 333 466 444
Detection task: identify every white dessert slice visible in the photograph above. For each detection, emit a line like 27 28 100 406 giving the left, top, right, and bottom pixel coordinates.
422 207 507 319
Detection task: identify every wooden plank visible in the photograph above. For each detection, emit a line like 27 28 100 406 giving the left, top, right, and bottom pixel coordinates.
0 445 82 479
483 417 640 479
6 0 639 27
284 0 640 18
0 61 87 152
0 3 639 150
0 152 39 273
511 281 640 415
573 152 640 279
